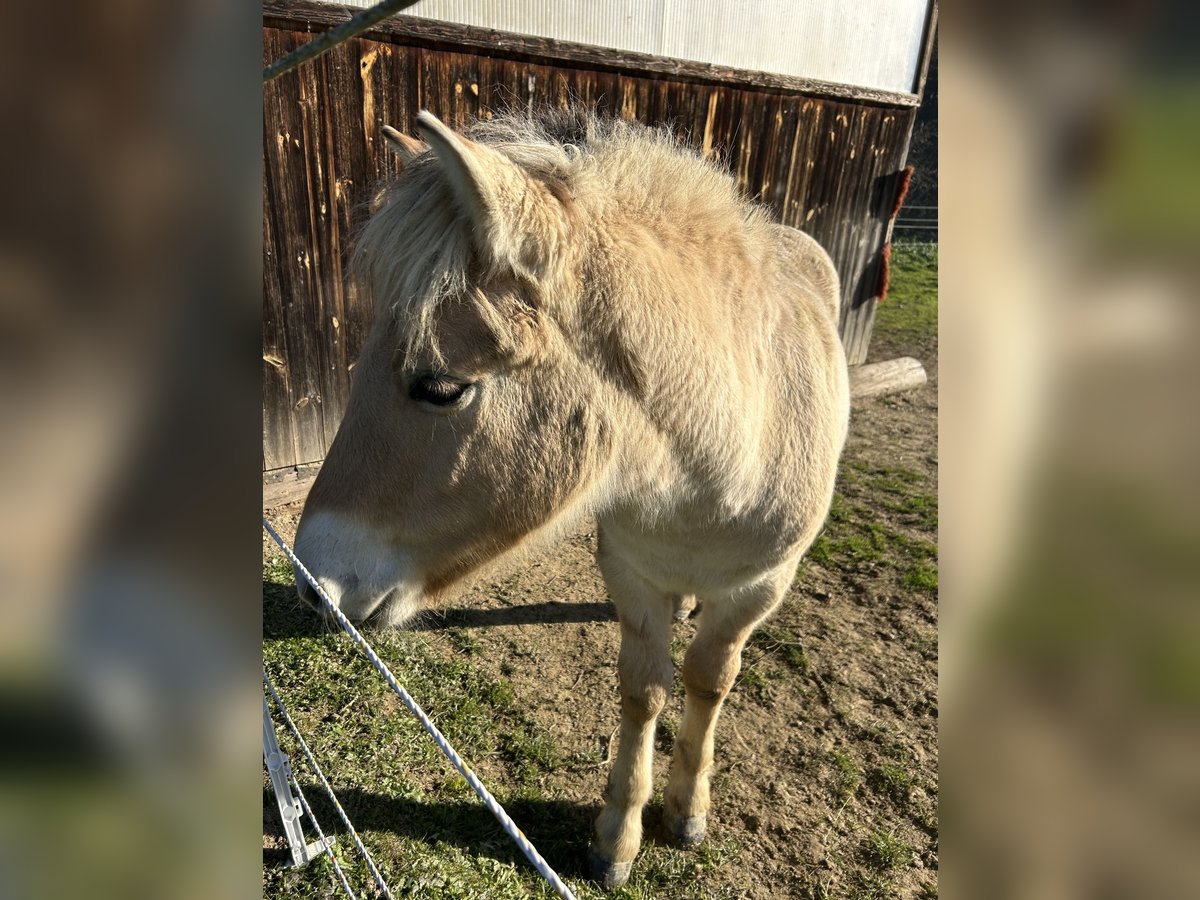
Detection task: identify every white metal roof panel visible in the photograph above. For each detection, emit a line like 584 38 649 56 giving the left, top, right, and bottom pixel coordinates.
331 0 932 94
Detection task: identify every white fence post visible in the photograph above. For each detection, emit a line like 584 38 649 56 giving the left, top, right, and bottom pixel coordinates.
263 694 336 867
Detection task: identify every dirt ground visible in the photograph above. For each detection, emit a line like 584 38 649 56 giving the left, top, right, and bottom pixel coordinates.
264 289 937 899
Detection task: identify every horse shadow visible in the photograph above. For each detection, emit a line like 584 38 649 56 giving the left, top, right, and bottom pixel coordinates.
264 577 617 642
409 600 616 630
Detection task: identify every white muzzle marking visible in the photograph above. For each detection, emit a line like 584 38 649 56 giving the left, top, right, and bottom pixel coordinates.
292 510 422 625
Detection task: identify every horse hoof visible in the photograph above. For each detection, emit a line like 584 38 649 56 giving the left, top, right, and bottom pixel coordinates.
672 594 698 621
672 814 707 849
587 848 633 890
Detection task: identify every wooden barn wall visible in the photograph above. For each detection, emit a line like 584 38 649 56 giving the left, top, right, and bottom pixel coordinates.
262 19 917 473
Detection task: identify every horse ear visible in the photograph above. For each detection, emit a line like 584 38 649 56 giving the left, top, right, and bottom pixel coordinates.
415 110 566 280
380 125 428 167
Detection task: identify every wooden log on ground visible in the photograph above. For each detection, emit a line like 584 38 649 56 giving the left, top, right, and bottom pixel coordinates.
849 357 927 401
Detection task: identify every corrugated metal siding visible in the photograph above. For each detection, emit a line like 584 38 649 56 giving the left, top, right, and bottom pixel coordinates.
330 0 930 94
262 19 918 472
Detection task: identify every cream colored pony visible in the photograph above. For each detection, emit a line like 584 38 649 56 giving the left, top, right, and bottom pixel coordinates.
293 108 849 888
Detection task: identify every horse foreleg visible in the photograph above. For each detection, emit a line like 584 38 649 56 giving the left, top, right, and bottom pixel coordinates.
663 569 790 847
589 555 674 889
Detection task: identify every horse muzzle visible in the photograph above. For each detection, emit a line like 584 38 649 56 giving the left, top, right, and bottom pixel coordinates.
292 510 423 625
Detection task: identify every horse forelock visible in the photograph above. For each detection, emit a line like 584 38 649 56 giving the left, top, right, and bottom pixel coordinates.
351 112 588 365
350 163 467 366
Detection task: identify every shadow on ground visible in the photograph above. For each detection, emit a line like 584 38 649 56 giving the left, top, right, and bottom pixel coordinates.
265 578 617 643
263 580 336 641
411 601 616 630
263 786 611 880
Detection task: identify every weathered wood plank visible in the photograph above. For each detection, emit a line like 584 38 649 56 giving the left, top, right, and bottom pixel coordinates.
264 28 331 467
913 2 939 99
841 108 889 365
262 174 297 471
323 35 382 379
263 463 322 509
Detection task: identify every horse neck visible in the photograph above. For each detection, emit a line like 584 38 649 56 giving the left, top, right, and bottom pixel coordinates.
577 228 781 515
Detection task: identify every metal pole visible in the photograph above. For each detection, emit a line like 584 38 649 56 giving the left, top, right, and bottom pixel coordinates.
263 0 425 83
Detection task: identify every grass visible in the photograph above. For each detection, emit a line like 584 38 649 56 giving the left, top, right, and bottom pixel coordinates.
903 561 939 593
447 627 484 657
263 553 294 584
803 457 938 597
265 561 568 897
867 762 916 806
873 242 937 347
749 625 811 674
830 751 862 806
738 665 775 703
830 830 913 900
864 829 911 870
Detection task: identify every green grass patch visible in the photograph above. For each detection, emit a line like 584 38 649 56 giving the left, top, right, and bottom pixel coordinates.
874 242 937 347
830 751 862 806
804 460 938 594
864 829 911 871
846 461 938 531
807 534 835 568
867 762 916 805
739 665 775 703
903 561 939 594
749 625 811 674
654 716 677 754
263 553 294 585
263 567 576 897
849 872 898 900
811 513 936 573
447 627 484 656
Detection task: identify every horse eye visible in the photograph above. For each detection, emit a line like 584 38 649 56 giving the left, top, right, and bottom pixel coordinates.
409 374 469 407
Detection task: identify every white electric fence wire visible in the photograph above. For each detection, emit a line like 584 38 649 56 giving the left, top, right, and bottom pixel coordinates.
263 518 580 900
264 670 395 900
289 768 359 899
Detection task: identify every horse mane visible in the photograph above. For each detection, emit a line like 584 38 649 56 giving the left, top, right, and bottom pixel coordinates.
351 107 770 367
